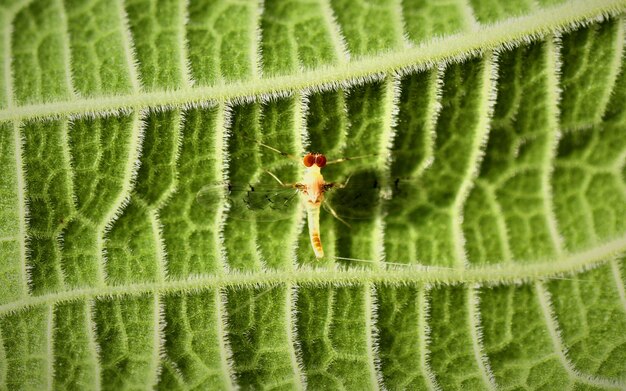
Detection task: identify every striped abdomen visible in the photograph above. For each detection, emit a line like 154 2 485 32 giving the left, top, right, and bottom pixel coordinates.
307 205 324 258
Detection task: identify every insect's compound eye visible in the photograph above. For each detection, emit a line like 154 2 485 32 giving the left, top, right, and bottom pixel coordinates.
315 154 327 167
303 153 315 167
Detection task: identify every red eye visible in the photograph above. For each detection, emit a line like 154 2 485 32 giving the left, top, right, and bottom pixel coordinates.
303 153 315 167
315 154 327 167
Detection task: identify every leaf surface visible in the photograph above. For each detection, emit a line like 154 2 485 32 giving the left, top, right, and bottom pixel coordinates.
0 0 625 389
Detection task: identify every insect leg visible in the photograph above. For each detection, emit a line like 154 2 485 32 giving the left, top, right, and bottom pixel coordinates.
324 174 352 191
324 202 352 228
263 169 298 189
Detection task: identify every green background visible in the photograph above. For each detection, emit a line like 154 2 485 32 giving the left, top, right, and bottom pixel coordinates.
0 0 625 389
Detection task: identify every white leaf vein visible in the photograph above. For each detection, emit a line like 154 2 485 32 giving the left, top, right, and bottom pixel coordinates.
0 237 624 316
1 0 624 122
535 281 625 388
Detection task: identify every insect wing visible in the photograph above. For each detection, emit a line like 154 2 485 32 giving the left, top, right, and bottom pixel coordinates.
325 173 421 220
196 182 300 222
325 170 383 221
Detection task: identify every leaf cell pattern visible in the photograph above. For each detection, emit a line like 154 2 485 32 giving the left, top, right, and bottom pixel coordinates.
0 0 625 390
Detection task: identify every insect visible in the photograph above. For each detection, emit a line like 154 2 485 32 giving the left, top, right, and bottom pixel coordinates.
291 152 346 258
196 139 384 259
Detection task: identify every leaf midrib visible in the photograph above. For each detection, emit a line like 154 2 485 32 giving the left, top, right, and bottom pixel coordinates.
1 0 624 122
2 235 624 316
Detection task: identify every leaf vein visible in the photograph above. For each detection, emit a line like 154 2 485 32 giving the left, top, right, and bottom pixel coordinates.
251 0 263 80
149 294 164 389
1 0 624 121
216 288 237 390
2 11 13 108
595 16 625 125
116 0 142 92
535 281 625 388
451 52 498 268
419 286 440 391
85 299 102 391
460 0 481 31
12 121 29 297
56 0 77 100
467 286 497 390
286 284 306 390
178 0 193 88
610 259 626 313
476 180 513 262
543 36 566 256
99 111 145 285
319 0 350 63
0 237 624 315
46 304 54 391
365 283 382 390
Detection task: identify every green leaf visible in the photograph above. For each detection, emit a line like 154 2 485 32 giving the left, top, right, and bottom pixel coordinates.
0 0 625 390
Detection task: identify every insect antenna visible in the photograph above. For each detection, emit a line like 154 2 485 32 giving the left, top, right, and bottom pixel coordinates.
326 153 378 165
242 136 300 162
